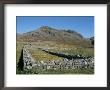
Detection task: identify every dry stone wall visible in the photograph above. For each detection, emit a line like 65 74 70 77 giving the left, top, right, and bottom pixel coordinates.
23 48 36 70
22 48 94 70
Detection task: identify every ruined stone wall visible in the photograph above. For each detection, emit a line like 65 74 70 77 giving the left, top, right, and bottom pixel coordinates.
23 48 36 70
23 48 94 70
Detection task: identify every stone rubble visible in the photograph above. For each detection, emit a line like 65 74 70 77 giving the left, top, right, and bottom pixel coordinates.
23 48 94 70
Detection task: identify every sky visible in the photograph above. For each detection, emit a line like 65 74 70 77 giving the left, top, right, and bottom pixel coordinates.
16 16 94 38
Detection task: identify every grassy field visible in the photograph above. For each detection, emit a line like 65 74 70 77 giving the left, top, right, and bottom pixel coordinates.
28 48 63 61
17 68 94 74
16 41 94 61
48 48 94 57
16 41 94 74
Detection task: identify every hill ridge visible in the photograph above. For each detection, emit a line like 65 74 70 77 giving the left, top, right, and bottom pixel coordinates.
17 26 92 47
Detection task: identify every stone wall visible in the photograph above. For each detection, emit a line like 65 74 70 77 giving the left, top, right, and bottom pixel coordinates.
23 48 36 70
23 48 94 70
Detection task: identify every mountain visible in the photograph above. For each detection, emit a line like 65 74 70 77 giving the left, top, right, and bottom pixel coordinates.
17 26 92 47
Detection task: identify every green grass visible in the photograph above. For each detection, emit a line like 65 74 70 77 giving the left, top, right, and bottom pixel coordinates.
48 48 94 57
17 68 94 74
40 68 94 74
28 48 64 61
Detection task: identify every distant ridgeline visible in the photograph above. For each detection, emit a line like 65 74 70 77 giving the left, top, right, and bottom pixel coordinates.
17 26 94 48
17 48 94 72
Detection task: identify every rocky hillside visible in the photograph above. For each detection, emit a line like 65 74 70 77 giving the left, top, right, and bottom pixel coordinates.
17 26 92 47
